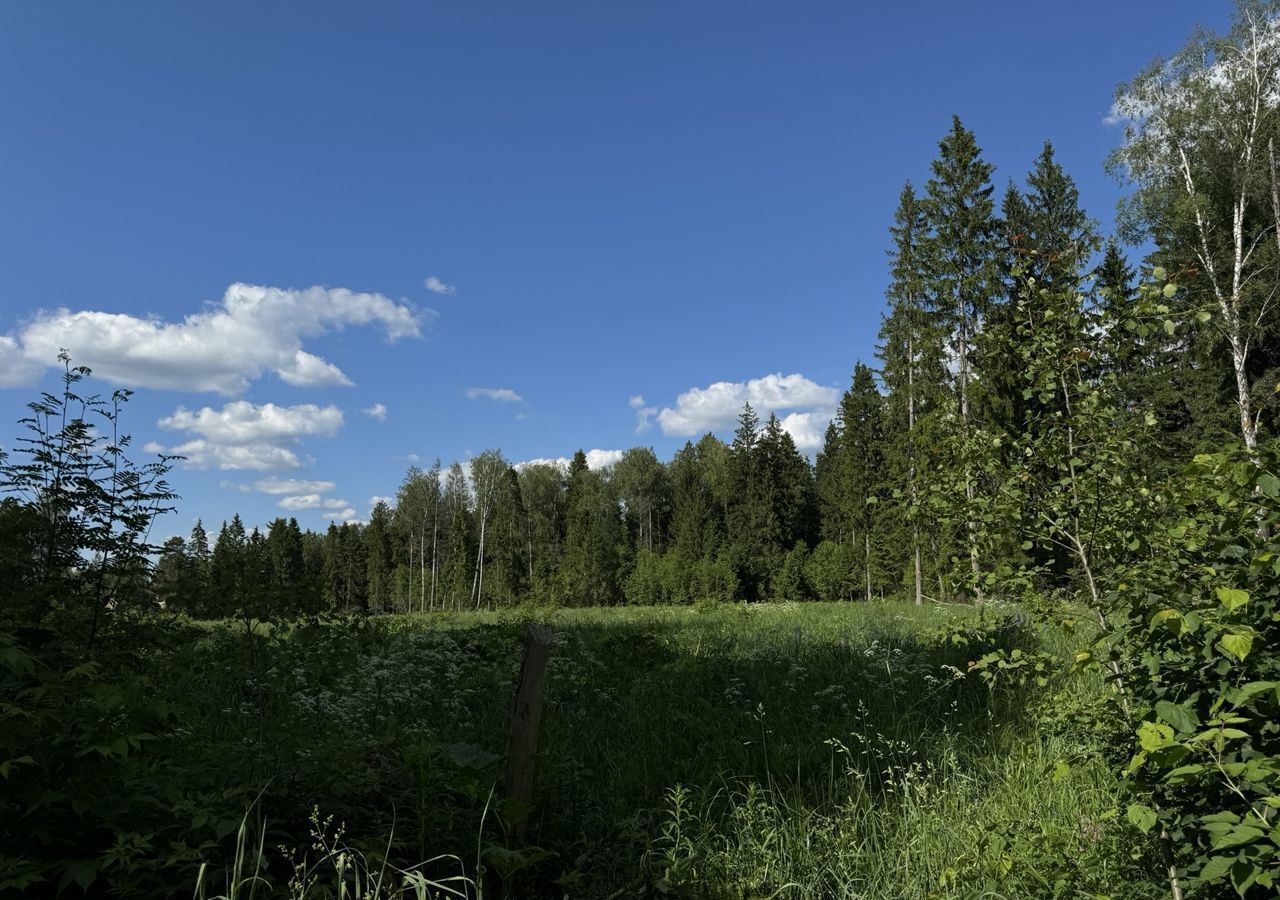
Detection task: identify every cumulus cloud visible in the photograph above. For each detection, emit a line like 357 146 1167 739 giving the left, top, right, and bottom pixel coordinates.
465 387 523 403
424 276 456 295
629 395 658 433
154 401 344 471
363 402 387 421
0 283 426 394
0 335 44 387
777 411 833 453
516 448 624 472
654 373 838 443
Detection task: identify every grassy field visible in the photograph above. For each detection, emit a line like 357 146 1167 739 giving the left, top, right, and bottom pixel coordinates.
160 601 1163 898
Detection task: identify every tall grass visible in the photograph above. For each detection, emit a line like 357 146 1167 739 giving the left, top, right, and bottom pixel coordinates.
163 601 1160 897
193 803 476 900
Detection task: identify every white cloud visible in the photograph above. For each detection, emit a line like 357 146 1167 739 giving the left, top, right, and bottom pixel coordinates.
278 493 352 512
363 402 387 421
516 448 624 472
629 394 658 433
424 276 456 295
465 387 523 403
655 373 838 438
321 507 359 523
0 283 426 394
368 495 394 509
778 411 834 453
0 335 44 387
251 477 337 495
154 401 344 471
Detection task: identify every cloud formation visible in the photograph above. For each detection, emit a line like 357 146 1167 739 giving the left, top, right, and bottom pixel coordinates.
424 276 456 295
629 395 658 433
653 373 838 450
465 387 523 403
516 448 624 471
278 493 352 512
250 477 337 495
0 336 44 387
0 283 425 394
363 402 388 421
154 401 344 471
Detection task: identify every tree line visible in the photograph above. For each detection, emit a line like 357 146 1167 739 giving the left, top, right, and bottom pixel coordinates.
153 27 1278 616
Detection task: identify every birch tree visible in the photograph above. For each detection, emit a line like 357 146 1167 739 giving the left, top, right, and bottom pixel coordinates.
1109 0 1280 451
469 449 508 609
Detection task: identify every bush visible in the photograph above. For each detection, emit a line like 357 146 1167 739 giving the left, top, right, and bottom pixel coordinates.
1106 447 1280 896
806 540 855 602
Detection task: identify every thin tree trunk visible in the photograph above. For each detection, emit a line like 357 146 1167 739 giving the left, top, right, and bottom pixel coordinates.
407 538 414 614
1271 137 1280 259
957 306 985 603
430 518 438 611
908 333 923 606
913 538 924 607
1229 326 1258 452
473 513 487 610
864 531 872 602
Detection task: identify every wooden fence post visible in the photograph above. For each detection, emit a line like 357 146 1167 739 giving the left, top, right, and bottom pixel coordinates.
503 622 554 845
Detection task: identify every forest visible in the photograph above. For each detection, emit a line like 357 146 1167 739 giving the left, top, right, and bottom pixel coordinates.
2 2 1280 898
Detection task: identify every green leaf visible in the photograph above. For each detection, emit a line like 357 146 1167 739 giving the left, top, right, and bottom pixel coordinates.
1051 759 1070 782
1126 803 1157 833
1219 632 1253 661
1198 856 1234 882
1258 472 1280 498
1231 860 1259 895
1155 700 1198 733
1215 586 1249 611
1137 721 1175 751
1227 681 1276 705
1151 608 1184 634
1212 824 1263 850
0 756 35 780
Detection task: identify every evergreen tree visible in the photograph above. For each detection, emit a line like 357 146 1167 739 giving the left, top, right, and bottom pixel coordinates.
877 182 948 603
667 436 729 599
923 116 1000 598
187 519 211 614
364 501 394 611
152 536 191 611
560 452 624 605
209 515 247 618
441 463 472 610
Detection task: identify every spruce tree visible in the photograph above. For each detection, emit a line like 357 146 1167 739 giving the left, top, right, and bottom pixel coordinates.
877 182 947 604
923 116 1000 599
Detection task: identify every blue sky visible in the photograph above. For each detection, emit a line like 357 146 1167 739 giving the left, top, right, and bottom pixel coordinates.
0 1 1225 537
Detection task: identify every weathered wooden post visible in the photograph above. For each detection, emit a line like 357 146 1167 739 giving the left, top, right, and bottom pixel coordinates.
503 622 554 845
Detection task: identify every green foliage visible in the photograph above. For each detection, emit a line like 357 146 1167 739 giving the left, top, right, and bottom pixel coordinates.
1107 447 1280 896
